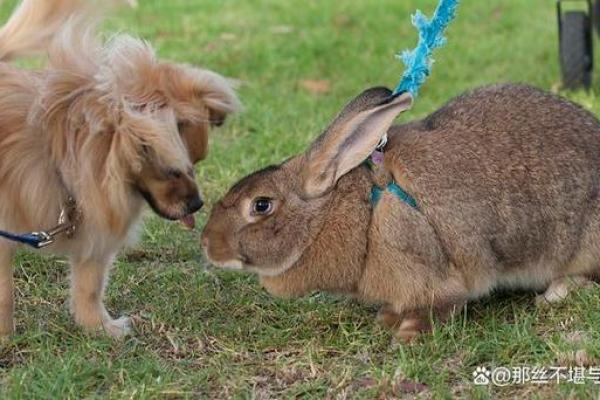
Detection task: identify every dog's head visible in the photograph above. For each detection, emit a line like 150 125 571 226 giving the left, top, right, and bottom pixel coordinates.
100 39 240 226
41 26 240 231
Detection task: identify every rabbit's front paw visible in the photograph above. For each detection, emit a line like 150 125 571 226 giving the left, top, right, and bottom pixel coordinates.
387 300 466 343
392 313 430 343
376 307 427 342
376 305 403 329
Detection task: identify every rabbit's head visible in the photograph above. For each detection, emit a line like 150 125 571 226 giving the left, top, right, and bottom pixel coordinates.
202 87 412 277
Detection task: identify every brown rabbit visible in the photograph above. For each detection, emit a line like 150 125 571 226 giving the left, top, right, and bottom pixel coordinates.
202 84 600 341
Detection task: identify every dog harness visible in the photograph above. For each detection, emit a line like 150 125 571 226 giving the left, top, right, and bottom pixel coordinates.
0 196 81 249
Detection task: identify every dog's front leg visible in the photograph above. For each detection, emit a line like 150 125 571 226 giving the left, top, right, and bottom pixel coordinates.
70 258 131 338
0 243 15 337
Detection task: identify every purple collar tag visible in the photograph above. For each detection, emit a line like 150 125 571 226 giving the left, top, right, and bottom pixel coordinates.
370 149 384 165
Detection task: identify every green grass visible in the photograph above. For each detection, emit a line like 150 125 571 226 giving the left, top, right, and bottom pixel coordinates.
2 0 600 398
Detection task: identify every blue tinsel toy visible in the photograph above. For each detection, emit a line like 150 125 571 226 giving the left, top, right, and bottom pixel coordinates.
394 0 460 97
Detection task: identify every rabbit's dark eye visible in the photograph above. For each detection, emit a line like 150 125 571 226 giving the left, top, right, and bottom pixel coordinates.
252 197 273 215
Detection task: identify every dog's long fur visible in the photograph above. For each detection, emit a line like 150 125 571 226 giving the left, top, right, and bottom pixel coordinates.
0 0 239 337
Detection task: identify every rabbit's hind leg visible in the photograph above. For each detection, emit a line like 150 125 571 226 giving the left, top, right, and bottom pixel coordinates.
535 276 594 306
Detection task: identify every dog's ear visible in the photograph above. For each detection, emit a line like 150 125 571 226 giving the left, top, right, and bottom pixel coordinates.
101 36 241 121
302 88 412 198
193 71 241 126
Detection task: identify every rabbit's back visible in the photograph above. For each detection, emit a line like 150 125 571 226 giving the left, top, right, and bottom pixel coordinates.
387 84 600 289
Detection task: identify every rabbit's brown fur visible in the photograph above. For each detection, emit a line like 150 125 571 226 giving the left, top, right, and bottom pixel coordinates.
203 84 600 341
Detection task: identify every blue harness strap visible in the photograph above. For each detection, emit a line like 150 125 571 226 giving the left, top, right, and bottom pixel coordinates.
364 158 419 210
371 181 418 209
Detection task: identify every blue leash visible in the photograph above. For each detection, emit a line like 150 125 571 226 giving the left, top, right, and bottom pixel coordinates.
375 0 460 151
0 230 53 249
369 0 460 206
0 197 79 249
393 0 460 97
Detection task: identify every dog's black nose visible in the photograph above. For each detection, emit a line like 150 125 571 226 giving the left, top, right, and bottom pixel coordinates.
187 195 204 213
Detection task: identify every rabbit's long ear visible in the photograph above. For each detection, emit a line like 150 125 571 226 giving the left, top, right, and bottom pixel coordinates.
302 87 413 198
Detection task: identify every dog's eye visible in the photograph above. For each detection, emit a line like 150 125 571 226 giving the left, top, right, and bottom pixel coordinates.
210 116 226 127
177 121 188 133
252 197 273 215
166 169 183 180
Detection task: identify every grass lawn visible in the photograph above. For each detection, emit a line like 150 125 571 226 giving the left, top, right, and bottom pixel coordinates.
2 0 600 398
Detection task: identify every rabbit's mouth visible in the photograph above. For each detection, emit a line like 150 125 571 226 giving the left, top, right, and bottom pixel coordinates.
203 244 302 277
202 234 248 270
244 251 303 277
204 245 255 271
207 257 245 270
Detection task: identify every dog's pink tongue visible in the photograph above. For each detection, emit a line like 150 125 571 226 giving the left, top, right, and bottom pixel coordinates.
180 214 196 230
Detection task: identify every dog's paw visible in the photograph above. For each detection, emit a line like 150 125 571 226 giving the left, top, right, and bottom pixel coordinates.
103 316 132 338
0 333 11 345
0 323 14 339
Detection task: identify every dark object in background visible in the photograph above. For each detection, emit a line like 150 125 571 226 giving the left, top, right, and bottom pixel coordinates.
557 0 595 89
595 0 600 35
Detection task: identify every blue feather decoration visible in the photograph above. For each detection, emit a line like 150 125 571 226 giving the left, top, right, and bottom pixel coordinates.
394 0 460 97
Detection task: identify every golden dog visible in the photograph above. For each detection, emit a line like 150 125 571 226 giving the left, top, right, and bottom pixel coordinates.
0 0 239 337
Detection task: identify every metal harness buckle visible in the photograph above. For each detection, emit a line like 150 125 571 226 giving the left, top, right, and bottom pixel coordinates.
30 231 54 249
31 197 81 249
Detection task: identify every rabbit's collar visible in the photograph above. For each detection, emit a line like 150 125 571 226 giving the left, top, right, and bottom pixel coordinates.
364 153 418 210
